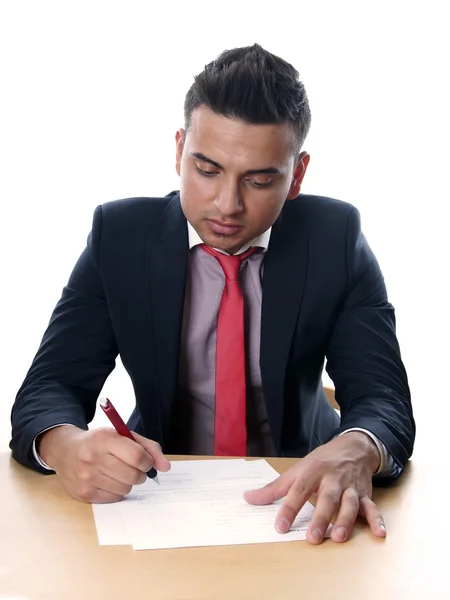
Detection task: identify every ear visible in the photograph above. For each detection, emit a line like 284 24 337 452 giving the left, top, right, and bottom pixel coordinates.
287 152 310 199
175 128 185 176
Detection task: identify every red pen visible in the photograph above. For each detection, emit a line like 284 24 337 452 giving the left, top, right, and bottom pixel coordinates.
99 397 160 484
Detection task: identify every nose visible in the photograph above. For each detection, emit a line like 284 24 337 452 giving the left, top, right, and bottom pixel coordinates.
213 179 244 216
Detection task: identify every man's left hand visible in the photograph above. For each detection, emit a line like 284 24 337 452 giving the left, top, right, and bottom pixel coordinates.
244 431 386 544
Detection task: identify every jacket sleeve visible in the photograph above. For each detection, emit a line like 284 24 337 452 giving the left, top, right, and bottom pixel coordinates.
10 205 118 472
325 207 415 483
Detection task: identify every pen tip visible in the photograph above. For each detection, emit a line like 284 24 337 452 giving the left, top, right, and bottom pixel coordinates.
153 475 160 485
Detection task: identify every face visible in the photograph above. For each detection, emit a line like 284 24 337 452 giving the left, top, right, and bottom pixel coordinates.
175 107 310 254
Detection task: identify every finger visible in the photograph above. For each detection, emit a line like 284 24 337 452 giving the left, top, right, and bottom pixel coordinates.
359 495 386 538
330 487 360 543
106 435 155 473
101 453 147 486
307 481 343 544
132 432 172 472
95 471 133 497
72 474 130 503
89 488 125 504
243 471 296 506
275 474 319 534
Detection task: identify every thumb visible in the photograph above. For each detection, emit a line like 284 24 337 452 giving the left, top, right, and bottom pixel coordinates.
132 432 171 472
244 472 295 506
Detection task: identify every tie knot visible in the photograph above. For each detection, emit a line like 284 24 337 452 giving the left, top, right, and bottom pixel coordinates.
201 245 257 281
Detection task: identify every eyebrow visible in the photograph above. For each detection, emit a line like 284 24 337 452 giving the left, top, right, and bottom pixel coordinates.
190 152 281 175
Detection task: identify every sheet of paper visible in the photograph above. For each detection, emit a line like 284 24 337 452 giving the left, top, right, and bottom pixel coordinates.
92 459 248 545
92 501 129 545
92 458 330 550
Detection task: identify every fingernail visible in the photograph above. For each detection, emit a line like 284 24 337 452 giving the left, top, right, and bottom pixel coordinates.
335 527 347 542
276 518 290 534
311 528 323 543
378 522 387 535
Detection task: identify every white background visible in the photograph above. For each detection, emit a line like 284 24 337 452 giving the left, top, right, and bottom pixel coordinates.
1 1 448 456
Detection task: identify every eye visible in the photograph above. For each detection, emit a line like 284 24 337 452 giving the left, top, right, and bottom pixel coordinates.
196 167 218 177
247 179 272 188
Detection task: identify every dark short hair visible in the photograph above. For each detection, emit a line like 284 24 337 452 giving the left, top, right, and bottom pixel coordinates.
184 44 311 154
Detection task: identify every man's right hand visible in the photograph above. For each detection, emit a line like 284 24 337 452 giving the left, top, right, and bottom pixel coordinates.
37 426 171 503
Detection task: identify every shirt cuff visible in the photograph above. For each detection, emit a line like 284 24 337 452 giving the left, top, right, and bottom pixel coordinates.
339 427 394 477
32 423 76 471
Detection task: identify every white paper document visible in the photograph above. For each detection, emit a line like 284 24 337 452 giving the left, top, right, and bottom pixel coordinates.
92 458 329 550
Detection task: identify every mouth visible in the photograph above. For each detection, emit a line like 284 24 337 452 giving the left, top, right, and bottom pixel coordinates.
206 219 243 236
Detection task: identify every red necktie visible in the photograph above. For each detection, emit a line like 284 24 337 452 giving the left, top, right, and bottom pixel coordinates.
201 244 257 456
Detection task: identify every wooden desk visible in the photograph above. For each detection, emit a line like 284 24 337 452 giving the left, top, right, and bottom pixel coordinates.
0 453 443 600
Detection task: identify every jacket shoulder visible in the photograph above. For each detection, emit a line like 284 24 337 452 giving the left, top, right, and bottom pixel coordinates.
279 194 363 242
100 192 177 227
289 193 357 223
88 192 180 261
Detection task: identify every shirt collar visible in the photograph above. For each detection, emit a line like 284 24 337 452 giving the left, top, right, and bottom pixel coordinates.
187 221 271 255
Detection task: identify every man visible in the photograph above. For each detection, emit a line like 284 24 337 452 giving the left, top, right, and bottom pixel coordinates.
10 44 415 545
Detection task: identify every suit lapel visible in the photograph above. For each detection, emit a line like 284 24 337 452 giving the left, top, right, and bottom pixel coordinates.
260 203 309 453
146 194 188 446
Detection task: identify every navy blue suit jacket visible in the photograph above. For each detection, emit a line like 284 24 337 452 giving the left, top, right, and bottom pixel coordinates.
10 192 415 482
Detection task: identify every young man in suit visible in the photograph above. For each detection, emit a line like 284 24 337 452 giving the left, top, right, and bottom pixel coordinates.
10 44 415 544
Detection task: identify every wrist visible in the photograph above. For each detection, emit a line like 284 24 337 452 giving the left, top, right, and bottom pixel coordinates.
37 425 82 470
343 431 381 474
